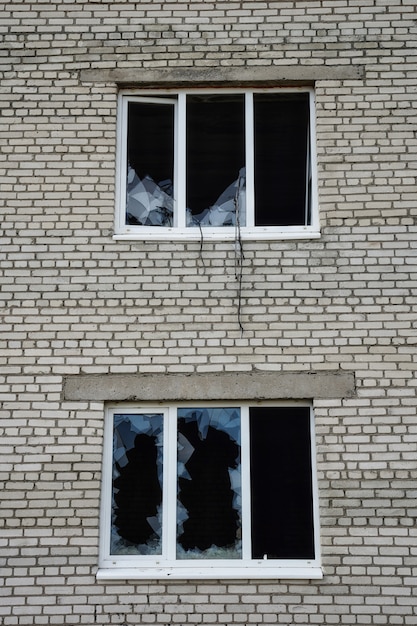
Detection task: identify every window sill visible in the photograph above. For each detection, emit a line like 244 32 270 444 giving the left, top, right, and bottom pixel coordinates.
97 565 323 580
113 227 321 242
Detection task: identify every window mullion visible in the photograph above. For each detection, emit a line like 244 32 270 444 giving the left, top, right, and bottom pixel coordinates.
101 408 116 562
241 405 252 560
117 96 129 234
163 406 178 562
245 92 255 228
305 112 311 226
309 406 321 565
309 89 318 230
176 93 187 228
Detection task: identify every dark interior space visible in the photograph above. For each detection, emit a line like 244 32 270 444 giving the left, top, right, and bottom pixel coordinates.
254 93 310 226
113 433 162 547
177 418 240 553
127 100 175 190
186 94 245 216
249 406 315 559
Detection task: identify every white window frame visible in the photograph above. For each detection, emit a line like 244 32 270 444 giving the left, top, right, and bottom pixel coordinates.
114 87 320 241
98 401 322 580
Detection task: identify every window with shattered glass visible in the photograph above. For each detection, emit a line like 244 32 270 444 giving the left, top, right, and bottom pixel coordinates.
115 89 319 239
111 413 164 556
176 408 242 560
101 403 320 578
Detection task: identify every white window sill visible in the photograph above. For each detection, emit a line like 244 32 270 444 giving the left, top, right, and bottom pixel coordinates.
97 565 323 580
113 227 321 242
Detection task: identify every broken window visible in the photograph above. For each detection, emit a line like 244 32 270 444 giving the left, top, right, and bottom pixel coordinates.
115 89 318 238
177 408 241 559
186 95 246 227
101 403 320 578
126 99 174 227
111 413 163 555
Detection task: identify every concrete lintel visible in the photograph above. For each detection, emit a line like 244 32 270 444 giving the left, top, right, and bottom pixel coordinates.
63 371 355 402
79 65 364 86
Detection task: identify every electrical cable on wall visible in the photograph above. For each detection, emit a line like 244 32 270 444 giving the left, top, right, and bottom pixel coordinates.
234 172 245 336
193 170 245 333
196 220 206 267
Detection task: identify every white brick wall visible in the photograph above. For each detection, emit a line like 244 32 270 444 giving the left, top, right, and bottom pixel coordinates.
1 0 417 623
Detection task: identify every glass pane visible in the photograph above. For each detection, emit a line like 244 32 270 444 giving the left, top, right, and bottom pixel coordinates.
186 95 246 228
177 408 242 559
254 93 310 226
111 413 163 555
126 101 174 226
249 406 315 559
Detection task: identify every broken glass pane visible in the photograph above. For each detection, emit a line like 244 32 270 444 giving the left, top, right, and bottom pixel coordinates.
111 413 163 555
187 168 246 228
186 95 246 228
176 407 242 559
126 167 173 226
126 101 174 226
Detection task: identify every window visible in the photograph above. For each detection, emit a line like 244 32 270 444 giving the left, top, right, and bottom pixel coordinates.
99 403 321 579
114 88 319 240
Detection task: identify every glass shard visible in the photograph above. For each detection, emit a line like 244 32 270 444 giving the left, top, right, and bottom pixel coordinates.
126 167 173 226
187 168 246 227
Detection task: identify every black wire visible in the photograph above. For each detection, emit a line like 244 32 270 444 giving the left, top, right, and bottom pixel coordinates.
197 220 206 267
234 174 245 335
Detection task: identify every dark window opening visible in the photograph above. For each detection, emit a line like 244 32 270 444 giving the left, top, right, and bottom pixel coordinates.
186 95 245 222
254 93 310 226
249 406 315 559
126 102 174 226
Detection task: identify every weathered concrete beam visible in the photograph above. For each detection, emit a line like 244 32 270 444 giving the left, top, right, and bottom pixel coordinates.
79 65 364 86
63 371 355 402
